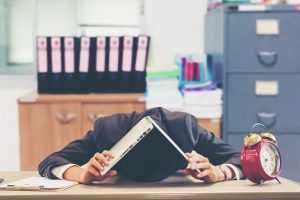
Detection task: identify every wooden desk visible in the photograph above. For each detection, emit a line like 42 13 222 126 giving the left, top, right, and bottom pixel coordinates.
1 172 300 200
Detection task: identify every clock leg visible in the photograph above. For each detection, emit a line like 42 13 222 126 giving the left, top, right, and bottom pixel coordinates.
276 178 281 184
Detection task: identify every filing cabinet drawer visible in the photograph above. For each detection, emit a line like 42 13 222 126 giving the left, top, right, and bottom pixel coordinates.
198 118 221 138
227 12 300 72
226 74 300 132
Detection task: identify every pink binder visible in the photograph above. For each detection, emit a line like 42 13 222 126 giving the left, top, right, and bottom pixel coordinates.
109 37 119 72
64 37 75 73
135 36 149 72
122 36 133 72
79 37 90 73
37 37 48 73
51 37 62 73
96 37 106 72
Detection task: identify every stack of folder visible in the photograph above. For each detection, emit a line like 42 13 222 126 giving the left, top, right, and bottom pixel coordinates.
183 87 223 119
37 35 150 94
146 66 183 111
175 54 223 118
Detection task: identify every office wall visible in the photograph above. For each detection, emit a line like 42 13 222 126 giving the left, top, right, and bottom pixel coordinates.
0 76 35 171
7 0 34 63
0 0 7 68
0 0 207 171
77 0 140 35
142 0 207 66
36 0 77 36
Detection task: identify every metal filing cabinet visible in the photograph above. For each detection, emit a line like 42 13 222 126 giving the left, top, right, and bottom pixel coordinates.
205 4 300 182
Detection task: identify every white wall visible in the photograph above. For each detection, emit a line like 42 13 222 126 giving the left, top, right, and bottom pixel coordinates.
77 0 140 36
0 0 206 171
36 0 77 36
0 0 7 67
142 0 207 66
8 0 34 63
0 76 36 171
77 0 139 26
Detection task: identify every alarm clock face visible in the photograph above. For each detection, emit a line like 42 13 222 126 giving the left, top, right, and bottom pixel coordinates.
259 143 281 176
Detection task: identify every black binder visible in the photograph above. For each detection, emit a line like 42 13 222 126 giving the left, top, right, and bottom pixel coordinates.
50 37 64 94
107 36 120 93
118 36 134 93
62 37 78 94
131 35 150 93
93 36 108 93
78 36 93 93
37 37 50 94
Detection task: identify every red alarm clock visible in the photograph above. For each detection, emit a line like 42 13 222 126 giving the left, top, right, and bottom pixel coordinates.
241 123 282 184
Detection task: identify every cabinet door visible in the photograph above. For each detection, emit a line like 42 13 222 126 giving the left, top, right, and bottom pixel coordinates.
82 103 145 134
198 118 221 138
19 103 81 170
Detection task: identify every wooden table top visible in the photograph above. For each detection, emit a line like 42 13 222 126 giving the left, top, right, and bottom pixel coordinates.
0 171 300 200
18 92 146 103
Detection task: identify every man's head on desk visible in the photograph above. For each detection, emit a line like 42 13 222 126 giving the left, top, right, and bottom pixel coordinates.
115 128 188 182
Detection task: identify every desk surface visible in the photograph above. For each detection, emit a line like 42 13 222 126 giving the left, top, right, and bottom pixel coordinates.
0 171 300 200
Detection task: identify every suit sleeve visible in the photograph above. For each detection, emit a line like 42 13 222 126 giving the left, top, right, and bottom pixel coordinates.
191 116 242 169
38 120 102 179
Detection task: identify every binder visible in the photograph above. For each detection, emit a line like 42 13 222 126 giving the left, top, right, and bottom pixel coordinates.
78 36 91 93
132 35 150 92
187 62 193 81
50 37 64 93
119 36 134 92
63 37 77 93
37 37 50 93
94 36 108 93
107 36 120 92
194 62 200 81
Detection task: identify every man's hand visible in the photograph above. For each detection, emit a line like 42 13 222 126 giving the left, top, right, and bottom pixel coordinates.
183 151 225 183
63 150 117 184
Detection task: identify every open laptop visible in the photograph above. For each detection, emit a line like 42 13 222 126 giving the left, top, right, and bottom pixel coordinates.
100 116 198 176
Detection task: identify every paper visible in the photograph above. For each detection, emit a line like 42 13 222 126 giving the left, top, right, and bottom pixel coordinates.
183 88 223 105
255 81 278 96
238 5 266 12
256 19 280 35
0 176 77 191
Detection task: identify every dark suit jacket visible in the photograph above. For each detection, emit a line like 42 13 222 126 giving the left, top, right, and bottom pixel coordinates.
39 107 241 182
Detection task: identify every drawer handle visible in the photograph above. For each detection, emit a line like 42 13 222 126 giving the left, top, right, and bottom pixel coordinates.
88 113 106 123
257 51 277 67
256 112 276 129
56 113 76 124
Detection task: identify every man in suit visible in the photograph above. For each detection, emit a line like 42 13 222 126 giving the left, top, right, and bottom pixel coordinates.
39 107 243 184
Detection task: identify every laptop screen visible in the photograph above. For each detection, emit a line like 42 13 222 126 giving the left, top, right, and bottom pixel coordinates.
115 126 188 182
